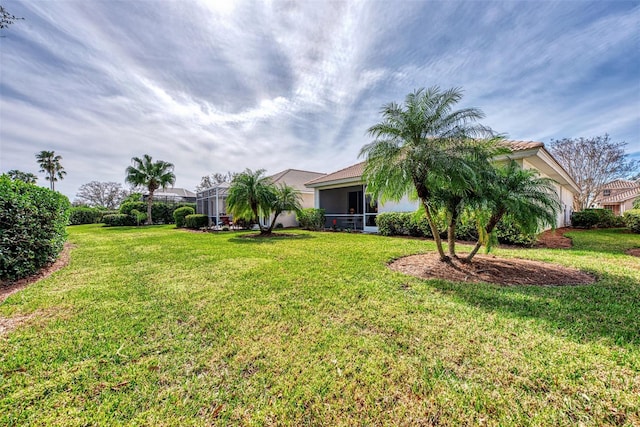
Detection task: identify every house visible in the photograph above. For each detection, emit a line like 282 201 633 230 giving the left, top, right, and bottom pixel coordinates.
305 141 579 232
195 169 326 228
594 179 640 215
267 169 326 228
143 187 196 203
196 183 230 226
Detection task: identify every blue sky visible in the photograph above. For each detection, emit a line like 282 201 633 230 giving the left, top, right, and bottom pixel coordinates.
1 0 638 199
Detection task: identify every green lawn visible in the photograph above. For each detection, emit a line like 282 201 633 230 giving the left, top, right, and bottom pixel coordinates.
1 225 639 426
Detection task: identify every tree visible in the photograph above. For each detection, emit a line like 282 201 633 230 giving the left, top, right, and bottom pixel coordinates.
548 135 639 210
465 160 560 263
74 181 129 209
360 86 494 262
6 169 37 184
195 171 236 192
1 5 23 31
266 184 303 234
36 150 66 191
125 155 176 225
227 169 276 235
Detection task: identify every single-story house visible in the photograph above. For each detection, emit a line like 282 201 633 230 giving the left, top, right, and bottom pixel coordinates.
305 141 579 233
143 187 196 203
593 179 640 215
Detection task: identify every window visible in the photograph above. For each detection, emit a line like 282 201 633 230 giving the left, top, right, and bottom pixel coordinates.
603 189 611 196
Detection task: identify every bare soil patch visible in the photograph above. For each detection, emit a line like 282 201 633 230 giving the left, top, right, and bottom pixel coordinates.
626 248 640 257
389 253 596 286
0 242 74 304
238 232 300 238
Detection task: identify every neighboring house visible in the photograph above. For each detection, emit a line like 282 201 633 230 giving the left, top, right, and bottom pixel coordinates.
143 187 196 203
594 179 640 216
305 141 579 232
196 183 230 226
266 169 326 228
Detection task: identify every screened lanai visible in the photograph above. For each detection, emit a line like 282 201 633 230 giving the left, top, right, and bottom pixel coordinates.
196 184 231 226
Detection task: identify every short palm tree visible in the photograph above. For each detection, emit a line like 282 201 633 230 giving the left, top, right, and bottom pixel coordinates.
465 160 561 262
266 184 303 233
7 169 38 184
360 86 494 261
36 151 66 191
125 155 176 225
227 169 277 235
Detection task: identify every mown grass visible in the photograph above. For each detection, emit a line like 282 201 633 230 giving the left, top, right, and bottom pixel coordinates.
1 225 638 426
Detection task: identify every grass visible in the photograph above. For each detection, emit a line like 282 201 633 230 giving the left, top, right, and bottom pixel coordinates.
1 225 639 426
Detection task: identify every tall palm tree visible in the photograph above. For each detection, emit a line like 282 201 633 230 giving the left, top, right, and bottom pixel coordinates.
266 184 303 234
36 150 66 191
465 160 561 262
227 169 276 235
360 86 494 261
125 154 176 225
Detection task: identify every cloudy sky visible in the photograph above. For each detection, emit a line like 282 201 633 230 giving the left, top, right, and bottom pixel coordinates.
1 0 639 200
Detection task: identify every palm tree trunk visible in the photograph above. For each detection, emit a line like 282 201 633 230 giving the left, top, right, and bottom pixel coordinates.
266 211 281 234
465 210 504 263
422 201 449 262
146 191 154 225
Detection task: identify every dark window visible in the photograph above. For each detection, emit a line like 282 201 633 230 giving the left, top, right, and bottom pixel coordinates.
348 190 363 214
603 189 611 196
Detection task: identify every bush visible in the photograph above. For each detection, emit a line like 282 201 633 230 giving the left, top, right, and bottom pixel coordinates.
184 214 208 229
69 206 103 225
571 209 622 228
0 175 71 282
623 209 640 233
376 212 436 238
173 206 195 228
495 217 537 246
119 202 197 225
297 208 325 231
130 209 147 226
633 198 640 210
102 214 135 227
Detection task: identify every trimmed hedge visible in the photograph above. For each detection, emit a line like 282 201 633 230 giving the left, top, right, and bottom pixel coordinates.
376 211 537 246
0 175 71 282
119 201 197 225
69 206 103 225
296 208 325 231
173 206 195 228
623 209 640 233
571 209 624 228
184 214 208 229
103 214 135 227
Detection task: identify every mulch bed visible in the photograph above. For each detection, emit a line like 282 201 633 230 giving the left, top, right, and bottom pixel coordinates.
626 248 640 257
389 253 596 286
534 227 575 249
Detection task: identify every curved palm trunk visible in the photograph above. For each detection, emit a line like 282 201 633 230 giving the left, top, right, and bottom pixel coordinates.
266 210 282 234
447 198 463 258
146 191 154 225
465 208 504 263
422 201 449 262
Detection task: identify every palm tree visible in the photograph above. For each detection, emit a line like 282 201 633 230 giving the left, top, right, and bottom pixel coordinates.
266 184 303 234
360 86 494 261
465 160 561 263
7 169 38 184
36 151 66 191
227 169 276 235
125 155 176 225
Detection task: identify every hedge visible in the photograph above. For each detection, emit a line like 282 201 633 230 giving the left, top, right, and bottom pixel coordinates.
184 214 208 229
623 209 640 233
119 201 197 225
0 175 71 282
173 206 195 228
102 214 135 227
296 208 325 231
68 206 103 225
571 209 625 228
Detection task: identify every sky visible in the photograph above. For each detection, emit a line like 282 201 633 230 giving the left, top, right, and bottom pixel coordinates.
1 0 639 200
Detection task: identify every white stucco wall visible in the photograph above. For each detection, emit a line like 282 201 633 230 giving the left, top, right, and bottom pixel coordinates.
379 196 419 213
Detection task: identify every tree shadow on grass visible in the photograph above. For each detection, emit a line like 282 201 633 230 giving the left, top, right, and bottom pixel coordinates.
228 233 315 244
424 271 640 346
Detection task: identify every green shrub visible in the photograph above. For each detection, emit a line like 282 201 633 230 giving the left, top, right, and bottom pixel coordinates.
633 198 640 209
119 202 196 224
130 209 147 226
495 217 537 246
571 208 621 228
69 206 103 225
623 209 640 233
184 214 208 229
102 214 135 227
0 175 71 282
173 206 195 228
297 208 325 231
376 212 436 238
119 201 146 216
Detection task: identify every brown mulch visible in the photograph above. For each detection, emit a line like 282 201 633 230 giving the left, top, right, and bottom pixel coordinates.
237 232 300 238
627 248 640 257
0 242 74 304
389 253 596 286
535 227 575 249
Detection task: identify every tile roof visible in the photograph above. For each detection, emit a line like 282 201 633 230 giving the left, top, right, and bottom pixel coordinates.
269 169 326 191
602 179 638 190
501 140 545 152
597 186 640 204
305 162 365 186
